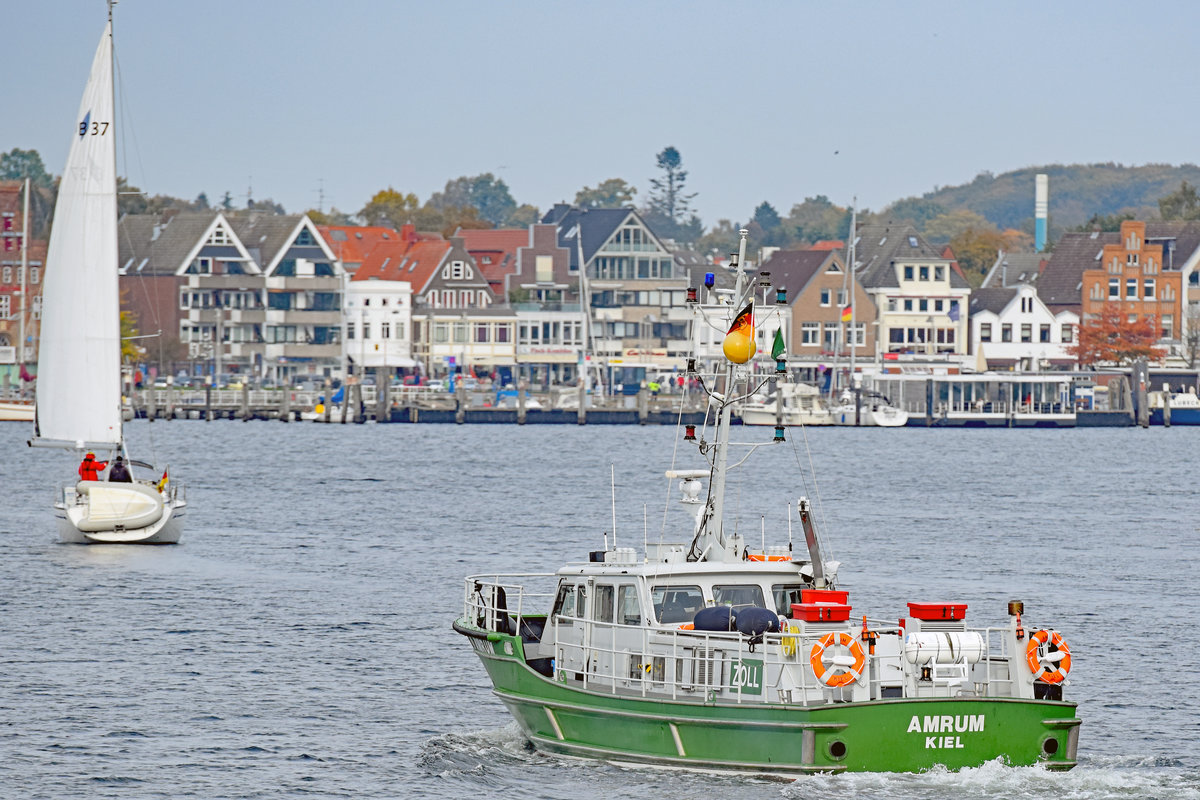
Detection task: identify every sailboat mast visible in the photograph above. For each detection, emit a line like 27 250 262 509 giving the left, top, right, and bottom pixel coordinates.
109 1 122 446
848 202 857 378
19 178 28 371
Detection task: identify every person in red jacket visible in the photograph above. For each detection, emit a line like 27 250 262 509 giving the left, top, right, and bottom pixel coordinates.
78 452 108 481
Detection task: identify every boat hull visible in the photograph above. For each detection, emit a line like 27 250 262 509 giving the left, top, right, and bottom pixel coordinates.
55 485 186 544
1149 407 1200 425
456 621 1079 774
0 400 35 422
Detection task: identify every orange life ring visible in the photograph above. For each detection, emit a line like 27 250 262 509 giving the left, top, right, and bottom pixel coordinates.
809 631 866 688
678 623 694 630
1025 629 1072 684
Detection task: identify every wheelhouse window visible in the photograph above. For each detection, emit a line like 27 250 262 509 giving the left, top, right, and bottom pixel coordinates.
594 585 615 623
617 585 641 625
713 584 766 609
772 584 805 617
651 585 704 624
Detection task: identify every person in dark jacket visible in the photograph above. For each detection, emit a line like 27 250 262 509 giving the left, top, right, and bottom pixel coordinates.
78 452 108 481
107 455 132 483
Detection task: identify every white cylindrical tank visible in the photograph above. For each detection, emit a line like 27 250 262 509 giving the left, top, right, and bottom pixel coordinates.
904 631 985 665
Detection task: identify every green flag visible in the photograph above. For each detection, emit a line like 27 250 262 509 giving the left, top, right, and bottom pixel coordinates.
771 328 786 360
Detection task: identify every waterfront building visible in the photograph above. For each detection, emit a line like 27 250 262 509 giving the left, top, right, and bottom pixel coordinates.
855 223 971 357
0 181 46 373
756 247 877 363
118 210 343 384
981 251 1047 289
968 285 1078 371
1039 220 1200 360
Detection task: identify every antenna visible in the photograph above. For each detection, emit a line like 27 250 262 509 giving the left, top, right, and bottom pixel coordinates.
610 465 617 548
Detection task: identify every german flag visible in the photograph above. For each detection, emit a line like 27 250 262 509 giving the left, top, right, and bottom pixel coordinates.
727 303 754 335
841 305 852 322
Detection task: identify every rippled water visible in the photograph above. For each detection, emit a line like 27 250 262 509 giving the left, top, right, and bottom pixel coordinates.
2 419 1199 798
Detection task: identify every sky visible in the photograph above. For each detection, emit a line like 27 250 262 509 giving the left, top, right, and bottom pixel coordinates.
6 0 1200 228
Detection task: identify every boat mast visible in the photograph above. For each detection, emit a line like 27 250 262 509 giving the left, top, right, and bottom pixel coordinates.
698 229 750 562
109 0 122 448
848 201 857 380
19 178 28 377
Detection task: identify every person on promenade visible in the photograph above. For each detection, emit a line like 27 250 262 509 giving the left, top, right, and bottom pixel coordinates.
78 452 107 481
107 455 132 483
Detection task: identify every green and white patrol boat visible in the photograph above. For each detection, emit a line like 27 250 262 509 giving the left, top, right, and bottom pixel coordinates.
453 230 1080 775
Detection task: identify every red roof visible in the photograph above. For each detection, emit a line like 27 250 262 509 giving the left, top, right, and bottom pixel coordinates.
353 238 450 293
809 240 845 251
456 227 528 285
319 223 441 267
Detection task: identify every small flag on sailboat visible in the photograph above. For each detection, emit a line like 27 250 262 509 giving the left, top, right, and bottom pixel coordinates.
841 305 852 322
771 328 786 360
156 468 169 492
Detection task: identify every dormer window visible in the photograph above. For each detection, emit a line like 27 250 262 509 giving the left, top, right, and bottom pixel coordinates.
208 227 230 245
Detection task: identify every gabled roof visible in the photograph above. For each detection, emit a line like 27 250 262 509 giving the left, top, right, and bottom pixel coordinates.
353 238 450 293
456 227 528 284
227 213 335 274
982 252 1047 288
968 287 1017 315
757 249 839 298
541 204 657 269
118 211 223 275
853 223 968 289
1038 231 1114 308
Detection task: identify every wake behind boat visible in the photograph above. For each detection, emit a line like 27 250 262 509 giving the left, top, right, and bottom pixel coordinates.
27 5 185 545
454 229 1079 775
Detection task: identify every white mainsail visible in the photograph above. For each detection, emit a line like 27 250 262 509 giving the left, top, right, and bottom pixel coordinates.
33 22 121 449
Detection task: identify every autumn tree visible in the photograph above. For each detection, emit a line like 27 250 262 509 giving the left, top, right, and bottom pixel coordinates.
1070 303 1165 366
429 174 518 226
0 148 54 188
782 195 848 245
358 188 419 228
1158 180 1200 221
575 178 636 209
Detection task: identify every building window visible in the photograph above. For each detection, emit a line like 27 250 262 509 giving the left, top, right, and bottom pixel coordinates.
346 322 355 340
1001 324 1013 342
381 322 390 339
836 290 846 307
918 299 928 312
934 299 944 312
30 267 39 284
1108 278 1120 298
1062 324 1073 343
1127 252 1139 266
903 265 914 281
801 322 819 345
1126 279 1137 299
1162 314 1173 339
819 288 831 306
888 298 898 312
434 323 449 343
362 323 371 339
935 266 945 281
919 266 929 280
495 324 510 343
852 323 865 346
453 323 467 343
1040 324 1051 342
1144 279 1155 299
1020 323 1032 342
980 323 992 342
475 324 489 343
903 299 914 311
1090 283 1102 300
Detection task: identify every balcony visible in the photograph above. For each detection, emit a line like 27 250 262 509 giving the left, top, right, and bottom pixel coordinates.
266 276 342 291
186 274 264 291
265 309 342 326
265 342 342 360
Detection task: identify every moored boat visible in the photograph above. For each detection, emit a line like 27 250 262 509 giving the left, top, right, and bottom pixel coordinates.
832 388 909 427
453 230 1080 775
739 381 834 426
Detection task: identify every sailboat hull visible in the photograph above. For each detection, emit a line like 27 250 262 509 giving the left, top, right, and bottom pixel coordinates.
55 481 186 544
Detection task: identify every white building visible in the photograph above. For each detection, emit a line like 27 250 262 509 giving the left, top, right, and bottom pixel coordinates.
969 285 1078 370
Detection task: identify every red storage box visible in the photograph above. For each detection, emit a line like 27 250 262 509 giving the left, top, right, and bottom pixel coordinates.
907 602 967 621
792 602 852 622
801 589 849 604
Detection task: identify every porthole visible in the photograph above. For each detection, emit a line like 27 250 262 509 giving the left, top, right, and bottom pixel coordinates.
1041 736 1059 756
827 740 847 760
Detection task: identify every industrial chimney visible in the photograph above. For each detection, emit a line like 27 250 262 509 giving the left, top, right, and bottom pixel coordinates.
1035 174 1048 252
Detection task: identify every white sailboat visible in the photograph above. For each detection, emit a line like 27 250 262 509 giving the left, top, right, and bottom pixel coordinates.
28 7 186 544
